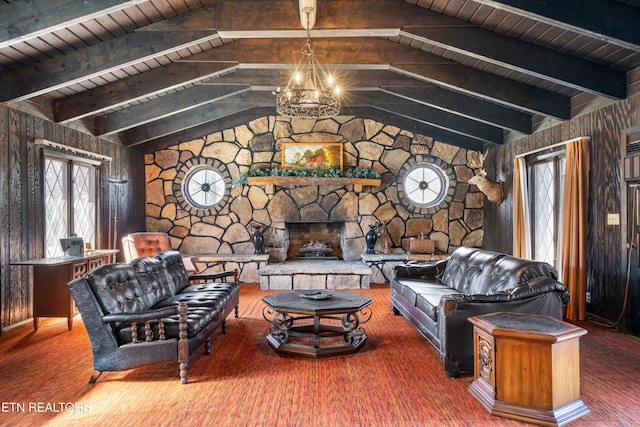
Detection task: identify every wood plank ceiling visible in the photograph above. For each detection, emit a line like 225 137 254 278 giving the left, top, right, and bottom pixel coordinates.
1 0 639 152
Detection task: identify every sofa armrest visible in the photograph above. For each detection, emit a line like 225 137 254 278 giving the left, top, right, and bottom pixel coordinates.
436 277 569 375
101 305 179 324
188 269 238 283
441 277 570 305
394 259 448 280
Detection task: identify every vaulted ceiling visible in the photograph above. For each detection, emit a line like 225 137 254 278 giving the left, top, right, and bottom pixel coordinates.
1 0 640 153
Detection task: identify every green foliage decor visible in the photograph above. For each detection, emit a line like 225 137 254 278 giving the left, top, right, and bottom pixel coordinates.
233 167 381 185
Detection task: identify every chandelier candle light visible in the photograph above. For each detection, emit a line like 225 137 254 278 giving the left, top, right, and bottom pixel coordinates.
275 6 341 119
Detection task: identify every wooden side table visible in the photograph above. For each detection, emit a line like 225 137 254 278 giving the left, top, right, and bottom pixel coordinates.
468 312 589 426
11 250 118 331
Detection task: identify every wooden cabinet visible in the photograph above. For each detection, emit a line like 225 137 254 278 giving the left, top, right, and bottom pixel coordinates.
468 312 590 426
12 250 118 331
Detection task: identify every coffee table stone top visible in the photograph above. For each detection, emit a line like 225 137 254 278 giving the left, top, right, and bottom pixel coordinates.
262 290 372 315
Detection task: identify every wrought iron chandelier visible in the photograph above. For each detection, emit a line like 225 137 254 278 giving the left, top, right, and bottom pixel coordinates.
275 6 341 119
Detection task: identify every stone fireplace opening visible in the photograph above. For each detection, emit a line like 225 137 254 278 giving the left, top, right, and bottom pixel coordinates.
285 221 344 260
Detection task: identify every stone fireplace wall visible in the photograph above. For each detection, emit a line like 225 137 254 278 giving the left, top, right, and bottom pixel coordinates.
145 115 484 268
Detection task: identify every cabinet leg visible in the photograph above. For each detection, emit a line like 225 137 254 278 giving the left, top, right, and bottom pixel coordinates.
33 317 39 330
67 316 73 331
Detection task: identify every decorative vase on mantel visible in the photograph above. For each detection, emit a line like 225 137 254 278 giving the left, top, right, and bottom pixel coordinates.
365 222 382 254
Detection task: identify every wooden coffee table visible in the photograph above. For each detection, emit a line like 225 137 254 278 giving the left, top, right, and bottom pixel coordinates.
262 290 373 357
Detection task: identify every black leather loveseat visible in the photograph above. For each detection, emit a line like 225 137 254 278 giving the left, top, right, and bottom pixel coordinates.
68 250 239 384
391 246 569 377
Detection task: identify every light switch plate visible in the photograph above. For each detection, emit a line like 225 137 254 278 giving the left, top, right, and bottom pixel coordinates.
607 213 620 225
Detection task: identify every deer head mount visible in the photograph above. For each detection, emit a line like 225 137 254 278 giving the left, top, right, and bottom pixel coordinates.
468 150 504 204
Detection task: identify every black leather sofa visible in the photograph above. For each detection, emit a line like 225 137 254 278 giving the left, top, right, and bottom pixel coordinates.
68 250 239 384
390 246 569 377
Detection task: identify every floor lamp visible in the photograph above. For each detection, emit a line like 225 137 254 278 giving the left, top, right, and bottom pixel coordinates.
107 178 128 250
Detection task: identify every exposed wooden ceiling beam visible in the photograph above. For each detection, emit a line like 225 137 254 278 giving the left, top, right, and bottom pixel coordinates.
393 63 571 119
140 0 630 100
199 68 422 88
144 107 276 153
202 70 530 135
473 0 640 50
203 60 564 120
143 105 486 153
123 86 498 149
380 86 532 134
180 37 450 65
120 91 275 146
0 31 220 102
1 0 625 152
94 85 251 136
54 62 239 123
205 69 535 134
141 0 466 33
349 91 504 145
190 36 570 119
342 107 486 151
0 0 144 49
402 26 627 99
89 55 541 144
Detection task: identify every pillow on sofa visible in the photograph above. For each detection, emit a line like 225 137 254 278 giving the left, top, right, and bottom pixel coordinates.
440 247 559 295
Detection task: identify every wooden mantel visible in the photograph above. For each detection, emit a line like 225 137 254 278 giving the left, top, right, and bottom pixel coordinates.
245 176 382 187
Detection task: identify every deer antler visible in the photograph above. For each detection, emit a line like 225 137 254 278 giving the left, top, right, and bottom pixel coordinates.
468 150 489 169
467 150 503 203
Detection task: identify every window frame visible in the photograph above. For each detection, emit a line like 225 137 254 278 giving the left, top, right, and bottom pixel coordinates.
527 150 566 269
43 151 102 257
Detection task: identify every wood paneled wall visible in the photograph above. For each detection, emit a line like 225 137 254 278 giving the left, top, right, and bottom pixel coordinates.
0 105 146 332
485 92 639 325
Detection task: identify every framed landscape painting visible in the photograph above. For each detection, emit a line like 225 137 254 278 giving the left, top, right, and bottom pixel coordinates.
281 143 343 171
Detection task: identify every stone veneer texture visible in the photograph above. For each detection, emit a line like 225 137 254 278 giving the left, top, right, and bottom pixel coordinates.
145 115 484 263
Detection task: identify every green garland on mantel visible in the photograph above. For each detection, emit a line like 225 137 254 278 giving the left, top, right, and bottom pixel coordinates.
233 167 381 185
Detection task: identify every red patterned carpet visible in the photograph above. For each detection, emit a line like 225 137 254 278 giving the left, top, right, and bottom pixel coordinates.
0 284 639 426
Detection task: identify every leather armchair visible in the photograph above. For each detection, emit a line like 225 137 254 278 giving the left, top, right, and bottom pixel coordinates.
122 232 199 275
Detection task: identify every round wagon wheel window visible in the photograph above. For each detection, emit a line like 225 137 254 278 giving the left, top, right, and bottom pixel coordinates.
403 164 448 208
182 166 226 209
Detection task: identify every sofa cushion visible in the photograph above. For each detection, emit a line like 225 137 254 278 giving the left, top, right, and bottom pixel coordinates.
154 251 191 294
131 256 176 306
153 291 229 311
490 255 558 288
440 247 559 295
415 287 461 320
395 279 451 306
84 263 152 315
439 247 502 293
464 253 559 294
187 282 239 295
